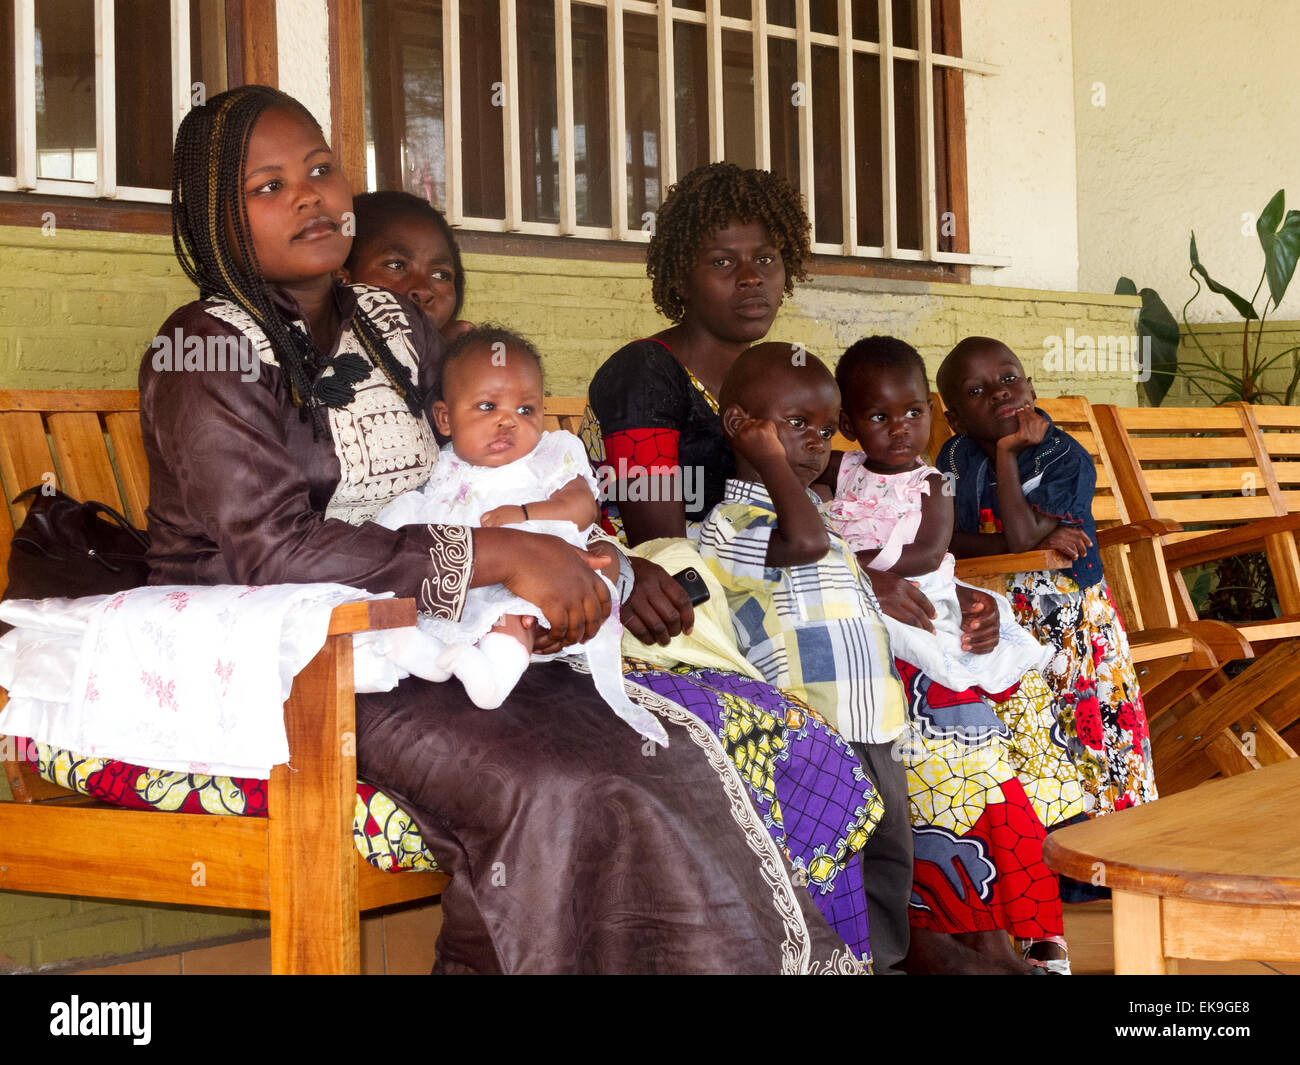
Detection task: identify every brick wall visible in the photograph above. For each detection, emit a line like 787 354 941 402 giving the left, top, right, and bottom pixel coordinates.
0 224 1142 405
0 226 196 390
1158 322 1300 406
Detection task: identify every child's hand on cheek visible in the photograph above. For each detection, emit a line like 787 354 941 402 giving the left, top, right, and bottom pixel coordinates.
997 404 1049 455
730 416 788 470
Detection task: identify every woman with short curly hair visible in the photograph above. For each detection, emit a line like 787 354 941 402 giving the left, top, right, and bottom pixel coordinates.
580 166 903 967
586 162 811 550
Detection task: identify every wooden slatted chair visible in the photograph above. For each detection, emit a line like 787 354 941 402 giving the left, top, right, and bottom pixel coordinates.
1199 401 1300 754
0 390 446 974
1093 403 1300 639
1092 403 1300 788
1240 402 1300 516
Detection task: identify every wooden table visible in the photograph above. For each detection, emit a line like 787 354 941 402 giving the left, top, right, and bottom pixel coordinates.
1043 759 1300 974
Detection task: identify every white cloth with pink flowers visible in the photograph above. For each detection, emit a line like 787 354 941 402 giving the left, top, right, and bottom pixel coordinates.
825 454 1050 693
0 584 404 779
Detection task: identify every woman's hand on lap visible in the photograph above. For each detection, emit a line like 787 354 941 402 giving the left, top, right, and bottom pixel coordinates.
491 532 612 653
623 556 695 646
955 585 1001 654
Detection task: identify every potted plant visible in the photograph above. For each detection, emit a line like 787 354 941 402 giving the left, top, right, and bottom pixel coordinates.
1128 189 1300 405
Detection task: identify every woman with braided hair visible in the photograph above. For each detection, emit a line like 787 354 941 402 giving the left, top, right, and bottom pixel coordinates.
139 85 866 973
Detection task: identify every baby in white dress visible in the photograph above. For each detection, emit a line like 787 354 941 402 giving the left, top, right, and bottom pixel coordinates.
377 326 666 745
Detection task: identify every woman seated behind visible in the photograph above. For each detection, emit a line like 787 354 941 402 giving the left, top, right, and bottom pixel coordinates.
339 189 473 343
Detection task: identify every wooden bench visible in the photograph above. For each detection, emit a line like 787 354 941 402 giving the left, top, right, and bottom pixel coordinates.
0 388 728 974
1094 402 1300 645
0 390 447 975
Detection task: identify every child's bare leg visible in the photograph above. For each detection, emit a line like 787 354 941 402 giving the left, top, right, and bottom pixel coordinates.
954 929 1036 974
447 615 534 710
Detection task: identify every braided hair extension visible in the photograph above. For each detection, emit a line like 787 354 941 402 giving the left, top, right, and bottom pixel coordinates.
645 162 812 323
170 85 425 437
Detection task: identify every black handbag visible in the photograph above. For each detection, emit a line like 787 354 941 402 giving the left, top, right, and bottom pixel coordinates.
4 486 151 603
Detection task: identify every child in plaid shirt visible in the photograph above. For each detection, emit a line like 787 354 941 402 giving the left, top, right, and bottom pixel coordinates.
697 342 911 971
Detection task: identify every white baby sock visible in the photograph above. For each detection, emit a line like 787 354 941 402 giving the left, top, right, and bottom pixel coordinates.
384 626 455 683
449 631 531 710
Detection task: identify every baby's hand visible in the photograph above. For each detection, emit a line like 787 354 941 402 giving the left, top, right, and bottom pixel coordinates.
730 417 788 469
1039 524 1092 560
481 505 527 527
997 405 1049 455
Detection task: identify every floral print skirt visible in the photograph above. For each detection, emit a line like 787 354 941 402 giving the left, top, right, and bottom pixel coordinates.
624 662 883 967
1008 574 1158 815
896 661 1083 938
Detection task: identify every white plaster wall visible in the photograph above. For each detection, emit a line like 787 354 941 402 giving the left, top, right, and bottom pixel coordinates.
275 0 333 140
1072 0 1300 322
960 0 1080 292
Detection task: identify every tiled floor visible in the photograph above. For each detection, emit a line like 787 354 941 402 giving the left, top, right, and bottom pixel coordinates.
69 899 1298 974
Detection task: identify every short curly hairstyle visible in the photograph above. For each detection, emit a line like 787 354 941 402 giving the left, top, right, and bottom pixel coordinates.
646 162 811 323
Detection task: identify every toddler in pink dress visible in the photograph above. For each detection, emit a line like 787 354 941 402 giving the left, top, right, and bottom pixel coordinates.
827 353 1049 695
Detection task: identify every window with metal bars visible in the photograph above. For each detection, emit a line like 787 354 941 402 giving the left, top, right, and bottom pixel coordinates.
360 0 1001 266
0 0 227 204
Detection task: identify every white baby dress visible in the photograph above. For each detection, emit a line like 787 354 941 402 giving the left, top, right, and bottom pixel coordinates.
825 452 1051 694
376 430 668 746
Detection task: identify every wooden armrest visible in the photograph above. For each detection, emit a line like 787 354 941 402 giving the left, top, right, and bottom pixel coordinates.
1179 619 1255 663
325 598 417 635
1162 514 1300 570
1097 519 1183 548
953 549 1070 580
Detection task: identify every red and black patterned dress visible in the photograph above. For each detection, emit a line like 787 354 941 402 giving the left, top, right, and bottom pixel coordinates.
584 338 734 540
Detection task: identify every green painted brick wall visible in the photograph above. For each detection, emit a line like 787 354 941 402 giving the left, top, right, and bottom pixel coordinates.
0 224 1142 970
1158 322 1300 406
0 224 1143 405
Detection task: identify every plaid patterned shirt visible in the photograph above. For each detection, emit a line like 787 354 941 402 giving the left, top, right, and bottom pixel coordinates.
698 479 906 745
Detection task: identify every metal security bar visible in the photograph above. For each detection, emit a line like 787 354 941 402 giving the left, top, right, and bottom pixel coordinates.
417 0 1004 264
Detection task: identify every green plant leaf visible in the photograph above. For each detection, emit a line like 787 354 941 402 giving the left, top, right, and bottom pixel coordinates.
1138 287 1180 406
1190 231 1259 320
1115 277 1138 296
1255 191 1300 308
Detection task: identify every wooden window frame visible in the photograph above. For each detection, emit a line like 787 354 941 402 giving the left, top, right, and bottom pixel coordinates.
338 0 992 280
0 0 270 233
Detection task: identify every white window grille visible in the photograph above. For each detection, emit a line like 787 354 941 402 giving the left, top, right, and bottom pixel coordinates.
362 0 1007 266
0 0 223 204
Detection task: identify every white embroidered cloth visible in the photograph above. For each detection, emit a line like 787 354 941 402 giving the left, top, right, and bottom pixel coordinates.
0 584 403 779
